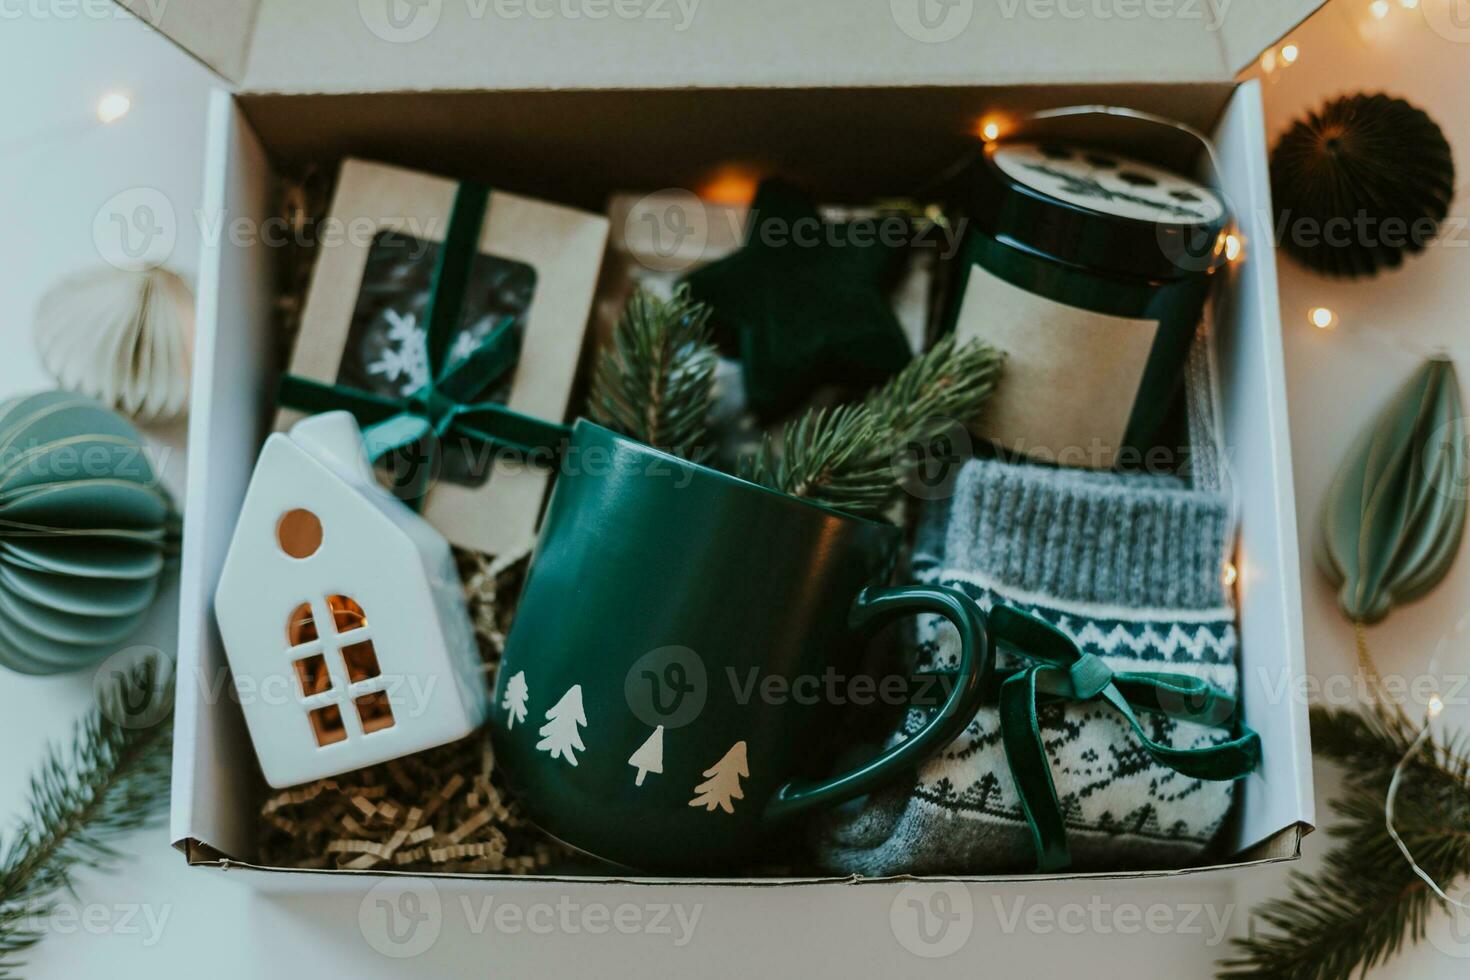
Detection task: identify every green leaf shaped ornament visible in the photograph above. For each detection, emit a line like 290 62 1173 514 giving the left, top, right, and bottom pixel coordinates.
1318 358 1467 625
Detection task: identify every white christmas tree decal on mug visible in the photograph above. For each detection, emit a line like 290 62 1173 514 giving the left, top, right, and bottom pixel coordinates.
535 685 587 766
501 671 529 730
688 741 748 814
628 726 665 787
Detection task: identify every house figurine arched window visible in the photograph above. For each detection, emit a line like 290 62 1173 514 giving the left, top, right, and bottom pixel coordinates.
214 412 487 788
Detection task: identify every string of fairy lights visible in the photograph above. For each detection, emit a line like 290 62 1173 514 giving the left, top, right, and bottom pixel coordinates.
1385 612 1470 912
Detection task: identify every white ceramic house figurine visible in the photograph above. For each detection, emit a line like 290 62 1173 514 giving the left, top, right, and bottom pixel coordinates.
214 412 486 788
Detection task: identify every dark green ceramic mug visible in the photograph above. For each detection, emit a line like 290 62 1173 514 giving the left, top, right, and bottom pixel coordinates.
490 421 992 871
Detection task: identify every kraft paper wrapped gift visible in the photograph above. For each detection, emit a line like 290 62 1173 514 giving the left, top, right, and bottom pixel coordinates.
278 158 609 558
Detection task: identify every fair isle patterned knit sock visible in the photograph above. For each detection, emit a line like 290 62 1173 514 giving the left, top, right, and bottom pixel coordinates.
816 457 1240 875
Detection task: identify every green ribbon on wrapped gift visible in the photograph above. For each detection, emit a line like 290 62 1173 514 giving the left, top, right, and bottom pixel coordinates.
277 182 569 506
933 604 1261 873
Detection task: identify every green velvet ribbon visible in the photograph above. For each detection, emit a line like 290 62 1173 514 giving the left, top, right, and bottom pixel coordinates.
967 604 1261 873
277 182 568 506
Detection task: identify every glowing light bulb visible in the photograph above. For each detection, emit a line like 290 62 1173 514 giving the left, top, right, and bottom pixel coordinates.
1224 234 1243 263
1370 0 1390 19
1280 44 1299 65
981 121 1001 142
96 91 132 124
1260 49 1277 73
1222 562 1239 589
1310 307 1337 330
698 166 759 206
1429 695 1444 718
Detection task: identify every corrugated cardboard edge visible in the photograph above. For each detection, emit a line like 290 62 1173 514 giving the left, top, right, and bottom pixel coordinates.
174 822 1307 887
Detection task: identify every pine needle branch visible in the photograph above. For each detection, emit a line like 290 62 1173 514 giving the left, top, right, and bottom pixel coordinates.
746 336 1003 519
0 655 174 977
864 334 1004 452
589 285 718 459
750 405 896 519
1218 705 1470 980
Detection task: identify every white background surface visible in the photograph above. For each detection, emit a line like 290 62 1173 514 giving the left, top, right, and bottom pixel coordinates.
1 2 1468 977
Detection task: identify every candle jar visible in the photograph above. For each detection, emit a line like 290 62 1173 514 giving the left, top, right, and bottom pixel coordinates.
945 140 1228 470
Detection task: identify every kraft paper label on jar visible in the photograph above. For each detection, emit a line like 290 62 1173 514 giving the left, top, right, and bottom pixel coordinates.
956 265 1158 470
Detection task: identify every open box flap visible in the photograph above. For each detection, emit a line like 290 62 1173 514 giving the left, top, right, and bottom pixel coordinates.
117 0 259 82
1216 0 1327 76
121 0 1324 92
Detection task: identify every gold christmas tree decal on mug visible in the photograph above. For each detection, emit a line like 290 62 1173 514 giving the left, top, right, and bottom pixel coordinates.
689 741 748 814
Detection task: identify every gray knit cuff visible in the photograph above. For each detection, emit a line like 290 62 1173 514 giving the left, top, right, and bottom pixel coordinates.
921 458 1235 610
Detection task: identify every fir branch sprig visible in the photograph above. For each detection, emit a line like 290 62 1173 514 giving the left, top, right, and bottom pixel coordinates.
589 285 718 459
0 655 174 977
746 336 1003 519
746 405 896 519
1218 706 1470 980
863 334 1004 453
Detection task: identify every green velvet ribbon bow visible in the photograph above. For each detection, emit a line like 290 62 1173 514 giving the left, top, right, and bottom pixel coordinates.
277 182 568 506
974 604 1261 872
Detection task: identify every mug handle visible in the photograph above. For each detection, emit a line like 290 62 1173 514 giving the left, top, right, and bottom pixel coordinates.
763 584 992 823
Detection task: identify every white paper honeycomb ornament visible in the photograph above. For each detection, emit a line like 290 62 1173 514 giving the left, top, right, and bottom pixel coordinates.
214 412 486 787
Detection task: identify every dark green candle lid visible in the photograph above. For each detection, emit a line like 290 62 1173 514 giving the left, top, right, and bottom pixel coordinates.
960 141 1230 281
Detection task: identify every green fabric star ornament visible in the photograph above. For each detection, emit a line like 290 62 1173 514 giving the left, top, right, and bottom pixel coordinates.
682 179 914 421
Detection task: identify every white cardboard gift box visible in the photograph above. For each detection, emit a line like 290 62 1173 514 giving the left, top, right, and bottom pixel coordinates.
132 0 1322 888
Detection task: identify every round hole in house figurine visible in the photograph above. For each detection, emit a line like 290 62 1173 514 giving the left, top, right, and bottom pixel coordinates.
276 508 323 559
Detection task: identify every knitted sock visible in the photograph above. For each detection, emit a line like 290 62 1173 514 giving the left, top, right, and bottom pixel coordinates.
815 456 1241 875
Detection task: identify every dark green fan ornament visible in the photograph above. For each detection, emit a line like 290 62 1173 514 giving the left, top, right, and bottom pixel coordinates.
0 391 176 674
1271 93 1455 279
1318 357 1465 625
